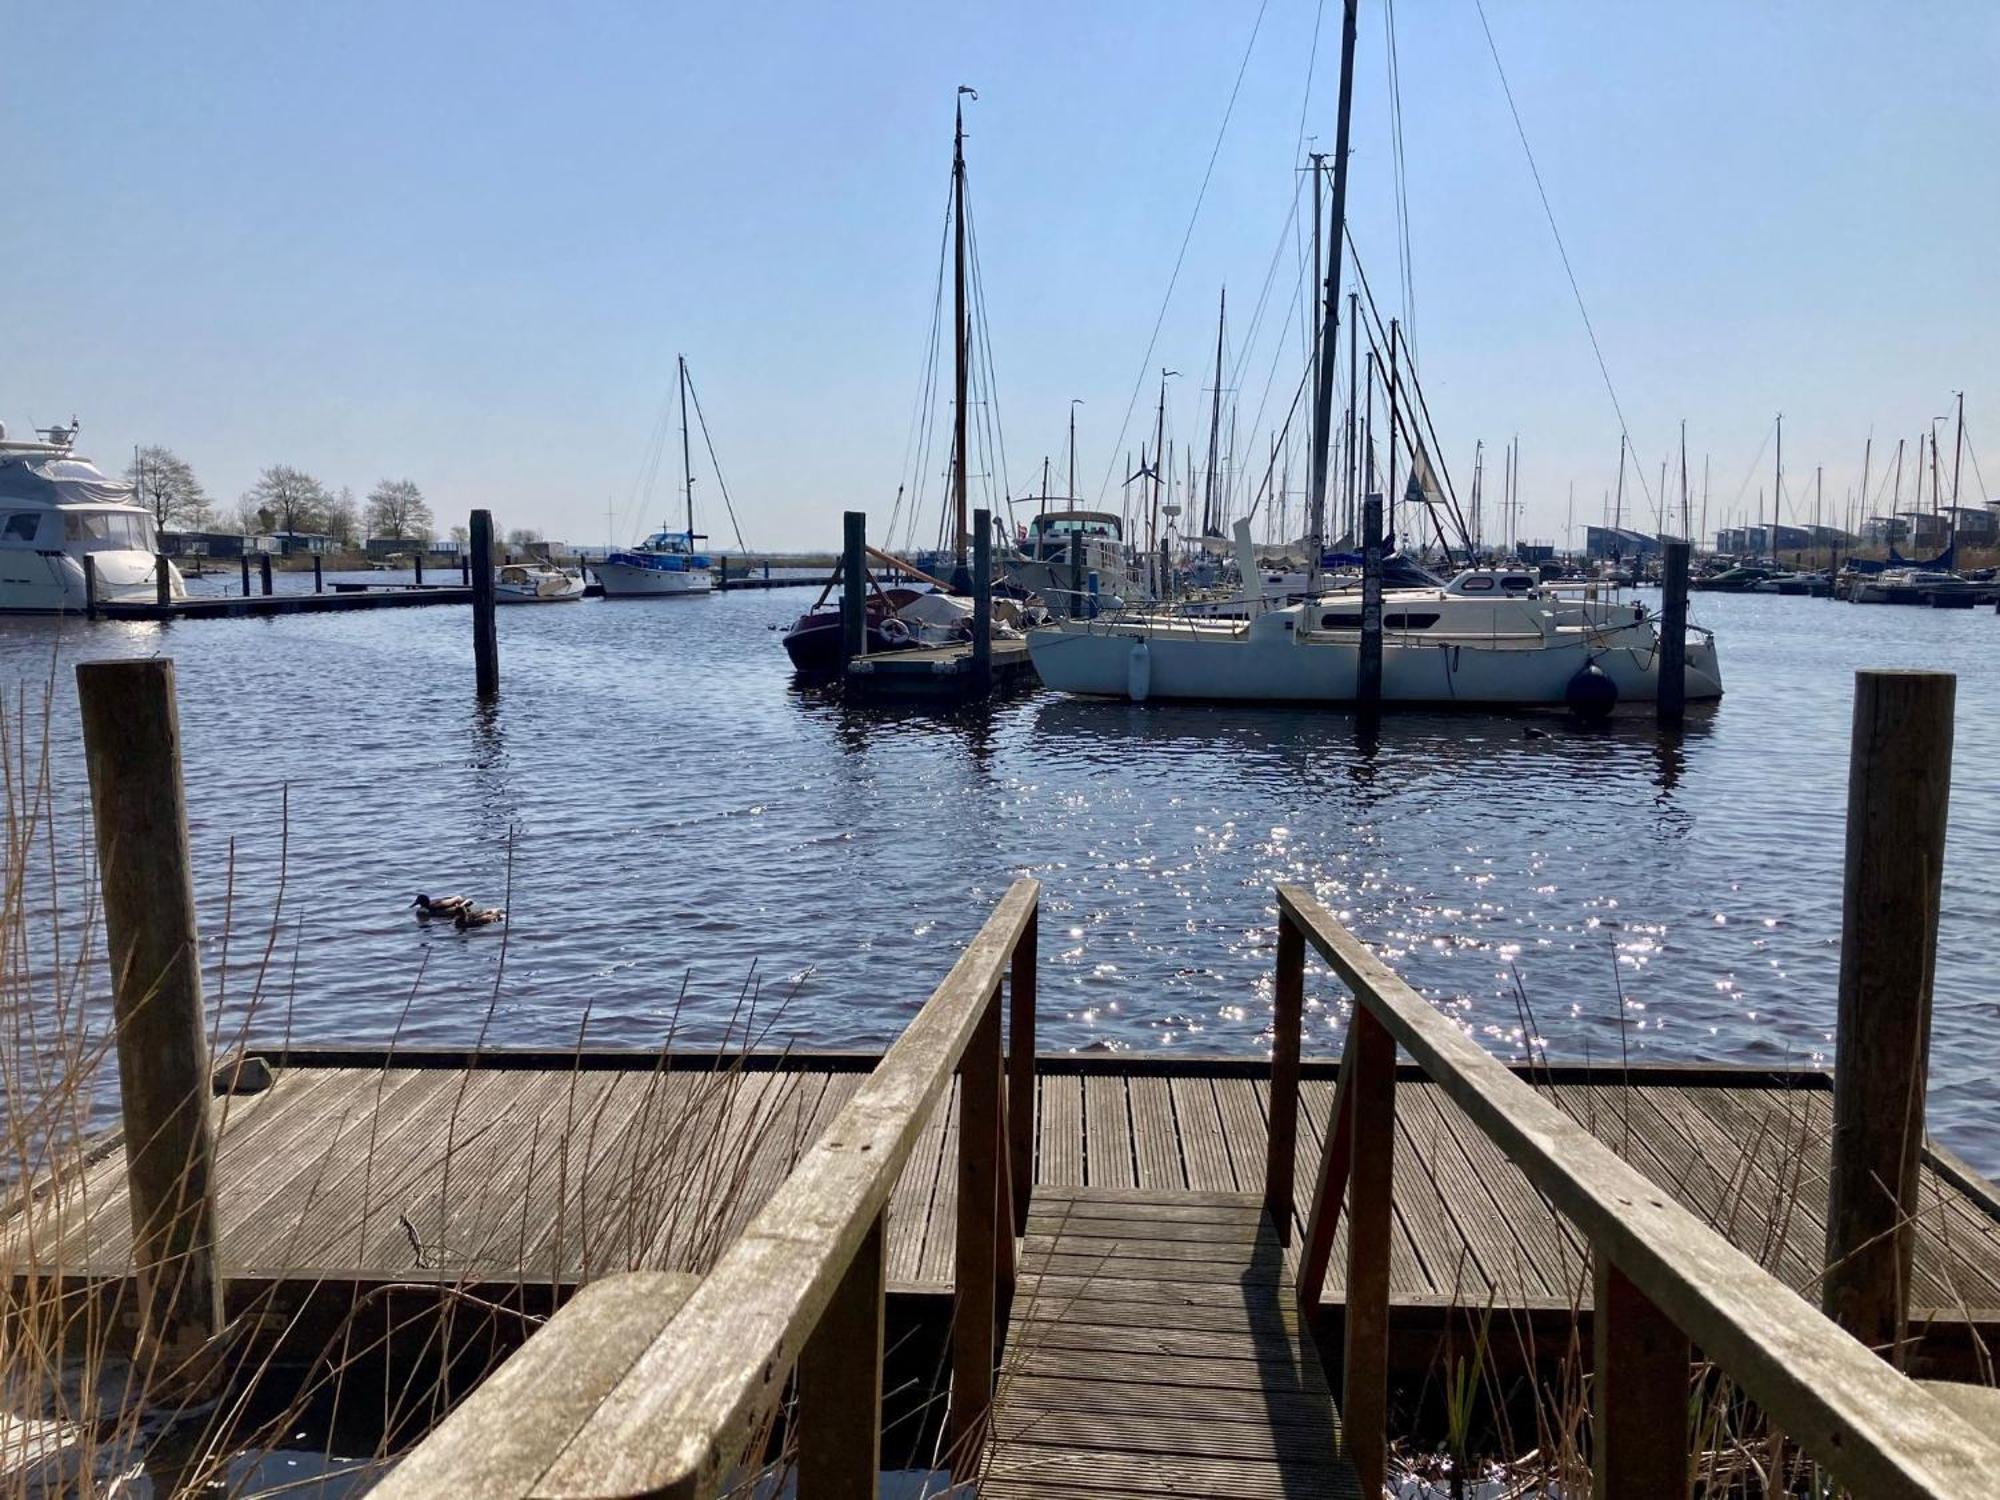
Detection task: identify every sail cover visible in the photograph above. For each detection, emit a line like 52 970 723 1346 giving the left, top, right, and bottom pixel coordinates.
0 457 136 507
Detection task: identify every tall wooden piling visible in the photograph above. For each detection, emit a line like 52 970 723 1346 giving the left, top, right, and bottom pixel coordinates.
258 552 273 596
841 512 866 665
415 550 425 587
155 554 172 608
83 555 98 618
1358 494 1384 705
1658 540 1690 722
717 556 728 591
74 659 221 1374
239 554 251 596
1824 669 1954 1361
313 554 323 593
470 510 499 696
972 507 993 692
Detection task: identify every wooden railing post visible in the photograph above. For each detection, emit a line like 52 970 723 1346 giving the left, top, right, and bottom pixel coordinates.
1658 540 1690 721
1593 1258 1690 1498
75 659 222 1379
1008 906 1037 1235
1825 669 1954 1360
797 1212 884 1499
1264 909 1305 1237
1343 1003 1395 1497
470 510 499 697
948 992 1005 1474
1296 1023 1356 1315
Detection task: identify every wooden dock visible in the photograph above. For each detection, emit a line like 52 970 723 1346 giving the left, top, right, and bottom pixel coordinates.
16 1048 1999 1376
843 637 1038 702
98 585 474 621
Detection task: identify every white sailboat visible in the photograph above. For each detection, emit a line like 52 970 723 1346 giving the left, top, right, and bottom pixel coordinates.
597 356 715 598
0 419 186 612
1027 566 1722 708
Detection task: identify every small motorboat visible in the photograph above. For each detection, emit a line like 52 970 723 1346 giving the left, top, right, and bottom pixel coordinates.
495 562 585 603
781 586 978 674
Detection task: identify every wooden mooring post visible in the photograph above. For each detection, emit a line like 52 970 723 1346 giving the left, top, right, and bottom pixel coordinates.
155 553 172 608
83 555 98 618
414 550 425 587
313 554 323 593
239 553 251 596
74 659 222 1376
470 510 499 696
1358 493 1384 705
1824 669 1954 1361
841 511 866 666
1658 539 1689 722
259 552 273 596
972 507 992 693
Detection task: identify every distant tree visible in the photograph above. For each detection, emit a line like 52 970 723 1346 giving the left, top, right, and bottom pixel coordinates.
324 486 361 547
506 527 543 548
449 524 470 548
241 465 332 536
366 479 433 542
125 446 211 529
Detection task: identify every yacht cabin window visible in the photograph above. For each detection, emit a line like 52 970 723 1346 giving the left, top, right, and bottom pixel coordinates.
1 514 41 543
64 511 157 550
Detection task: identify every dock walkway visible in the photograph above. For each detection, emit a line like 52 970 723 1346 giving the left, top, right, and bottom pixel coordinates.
987 1183 1359 1498
18 1049 2000 1372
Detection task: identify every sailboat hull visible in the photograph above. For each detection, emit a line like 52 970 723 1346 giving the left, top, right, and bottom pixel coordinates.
1027 620 1722 707
595 561 714 597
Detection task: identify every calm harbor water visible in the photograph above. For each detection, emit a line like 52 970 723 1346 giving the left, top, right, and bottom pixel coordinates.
7 584 1998 1171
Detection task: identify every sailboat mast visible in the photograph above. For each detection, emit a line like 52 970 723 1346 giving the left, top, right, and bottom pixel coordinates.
1950 390 1965 549
952 90 971 565
1203 287 1225 536
1306 0 1360 592
1069 400 1080 510
1344 290 1359 543
678 354 694 539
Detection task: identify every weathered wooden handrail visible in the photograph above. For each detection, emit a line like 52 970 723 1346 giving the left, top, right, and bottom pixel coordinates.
1271 882 2000 1500
379 878 1040 1499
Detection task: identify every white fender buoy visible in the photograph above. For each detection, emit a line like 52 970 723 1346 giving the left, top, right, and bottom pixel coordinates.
1128 638 1152 702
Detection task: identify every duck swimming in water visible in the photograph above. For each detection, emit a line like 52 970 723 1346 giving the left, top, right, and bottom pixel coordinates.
412 893 475 920
453 907 506 930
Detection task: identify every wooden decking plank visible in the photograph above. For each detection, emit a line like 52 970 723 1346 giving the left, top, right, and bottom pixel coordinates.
989 1184 1357 1498
503 1071 642 1284
1289 1077 1431 1300
1388 1094 1493 1299
217 1068 452 1272
885 1073 950 1290
1023 1211 1271 1244
915 1076 962 1288
1168 1077 1239 1192
423 1068 615 1278
995 1372 1335 1427
1211 1076 1269 1194
1030 1183 1264 1216
1083 1076 1137 1189
1038 1074 1084 1187
1127 1077 1186 1191
983 1445 1355 1499
1405 1081 1583 1303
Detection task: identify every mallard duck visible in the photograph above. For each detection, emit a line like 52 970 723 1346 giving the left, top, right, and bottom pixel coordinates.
453 907 506 930
412 893 474 920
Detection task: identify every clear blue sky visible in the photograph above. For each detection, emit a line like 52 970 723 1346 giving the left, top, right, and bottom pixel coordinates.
7 1 1996 549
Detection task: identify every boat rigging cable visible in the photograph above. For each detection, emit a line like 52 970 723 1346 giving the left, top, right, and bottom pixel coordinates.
1093 0 1273 507
1384 0 1417 367
963 185 1015 531
681 366 751 554
888 186 953 554
1471 0 1658 525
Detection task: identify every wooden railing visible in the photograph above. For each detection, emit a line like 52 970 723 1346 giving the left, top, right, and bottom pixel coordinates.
1269 882 2000 1500
377 878 1040 1500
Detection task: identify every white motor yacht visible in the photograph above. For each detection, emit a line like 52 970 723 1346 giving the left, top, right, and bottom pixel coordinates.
1026 568 1722 710
495 562 586 603
0 420 186 612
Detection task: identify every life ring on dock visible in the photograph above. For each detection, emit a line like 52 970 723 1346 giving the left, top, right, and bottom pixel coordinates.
879 617 913 645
